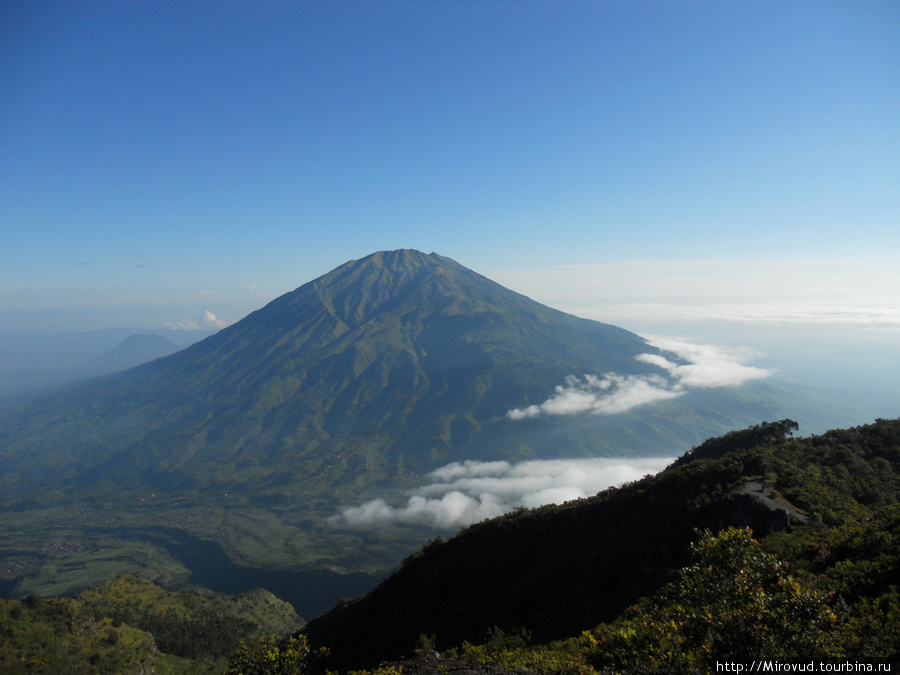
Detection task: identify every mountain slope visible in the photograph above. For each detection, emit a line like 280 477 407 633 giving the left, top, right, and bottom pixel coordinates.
0 251 677 500
306 418 900 671
84 332 181 374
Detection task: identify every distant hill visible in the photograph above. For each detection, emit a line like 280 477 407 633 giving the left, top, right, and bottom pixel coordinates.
0 331 182 397
307 418 900 671
85 332 181 374
0 574 302 674
0 250 871 605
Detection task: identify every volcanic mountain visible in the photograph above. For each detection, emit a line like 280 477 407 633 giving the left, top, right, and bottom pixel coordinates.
2 250 775 500
0 250 840 508
0 250 856 602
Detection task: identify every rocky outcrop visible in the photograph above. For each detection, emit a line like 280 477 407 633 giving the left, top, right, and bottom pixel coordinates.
717 476 809 533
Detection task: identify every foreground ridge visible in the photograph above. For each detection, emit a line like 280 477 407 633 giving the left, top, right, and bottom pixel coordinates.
308 418 900 672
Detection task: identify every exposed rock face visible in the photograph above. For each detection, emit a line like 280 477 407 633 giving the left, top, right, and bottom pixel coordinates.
733 477 809 526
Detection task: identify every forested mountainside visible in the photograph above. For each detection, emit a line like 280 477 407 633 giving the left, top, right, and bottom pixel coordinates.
3 419 897 673
308 418 900 672
0 249 800 507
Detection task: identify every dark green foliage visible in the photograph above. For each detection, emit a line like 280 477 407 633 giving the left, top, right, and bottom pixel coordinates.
77 574 303 659
0 574 304 673
0 593 164 674
225 634 325 675
97 604 256 659
308 418 900 671
584 528 839 671
671 418 799 466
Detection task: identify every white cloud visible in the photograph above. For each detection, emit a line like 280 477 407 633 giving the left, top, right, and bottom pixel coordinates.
330 457 673 530
506 336 772 421
507 373 681 420
164 310 229 331
638 336 773 388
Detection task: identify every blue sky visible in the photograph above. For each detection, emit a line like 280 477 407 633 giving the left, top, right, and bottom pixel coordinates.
1 1 898 398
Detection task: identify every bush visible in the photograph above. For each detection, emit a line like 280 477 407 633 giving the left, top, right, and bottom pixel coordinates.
584 528 840 671
225 634 325 675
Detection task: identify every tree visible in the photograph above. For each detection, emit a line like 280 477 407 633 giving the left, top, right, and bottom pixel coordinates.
584 528 839 671
225 634 325 675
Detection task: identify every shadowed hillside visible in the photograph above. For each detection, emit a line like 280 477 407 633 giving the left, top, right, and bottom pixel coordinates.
307 418 900 671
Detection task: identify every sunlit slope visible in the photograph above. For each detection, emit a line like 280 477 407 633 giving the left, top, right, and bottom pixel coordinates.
0 250 835 507
0 573 303 674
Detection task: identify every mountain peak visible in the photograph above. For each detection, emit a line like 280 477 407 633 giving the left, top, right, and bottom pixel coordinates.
255 249 492 332
355 249 446 268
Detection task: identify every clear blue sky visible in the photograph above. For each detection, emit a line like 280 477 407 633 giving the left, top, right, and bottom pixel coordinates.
1 1 898 341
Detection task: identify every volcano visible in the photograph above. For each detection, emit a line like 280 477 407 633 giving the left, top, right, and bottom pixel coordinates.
1 250 850 602
1 250 822 506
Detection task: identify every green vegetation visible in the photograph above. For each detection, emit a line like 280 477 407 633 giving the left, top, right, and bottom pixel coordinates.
77 574 302 661
0 574 302 674
0 593 170 674
583 527 840 671
1 419 898 673
308 418 900 672
225 634 326 675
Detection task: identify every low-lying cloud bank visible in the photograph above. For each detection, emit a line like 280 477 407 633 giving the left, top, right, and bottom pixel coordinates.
491 258 900 329
330 457 673 530
507 336 772 420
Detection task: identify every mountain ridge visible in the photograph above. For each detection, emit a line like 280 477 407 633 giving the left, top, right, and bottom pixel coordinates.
306 418 900 671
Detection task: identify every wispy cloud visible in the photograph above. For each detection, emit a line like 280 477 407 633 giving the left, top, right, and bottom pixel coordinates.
507 336 772 421
507 373 680 420
584 301 900 329
330 457 673 529
636 337 772 388
164 310 229 331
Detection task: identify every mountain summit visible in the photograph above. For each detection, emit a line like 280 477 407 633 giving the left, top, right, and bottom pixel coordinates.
2 250 804 504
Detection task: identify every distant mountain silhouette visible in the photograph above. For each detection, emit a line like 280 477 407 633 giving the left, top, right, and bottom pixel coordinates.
0 331 181 397
85 333 181 373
